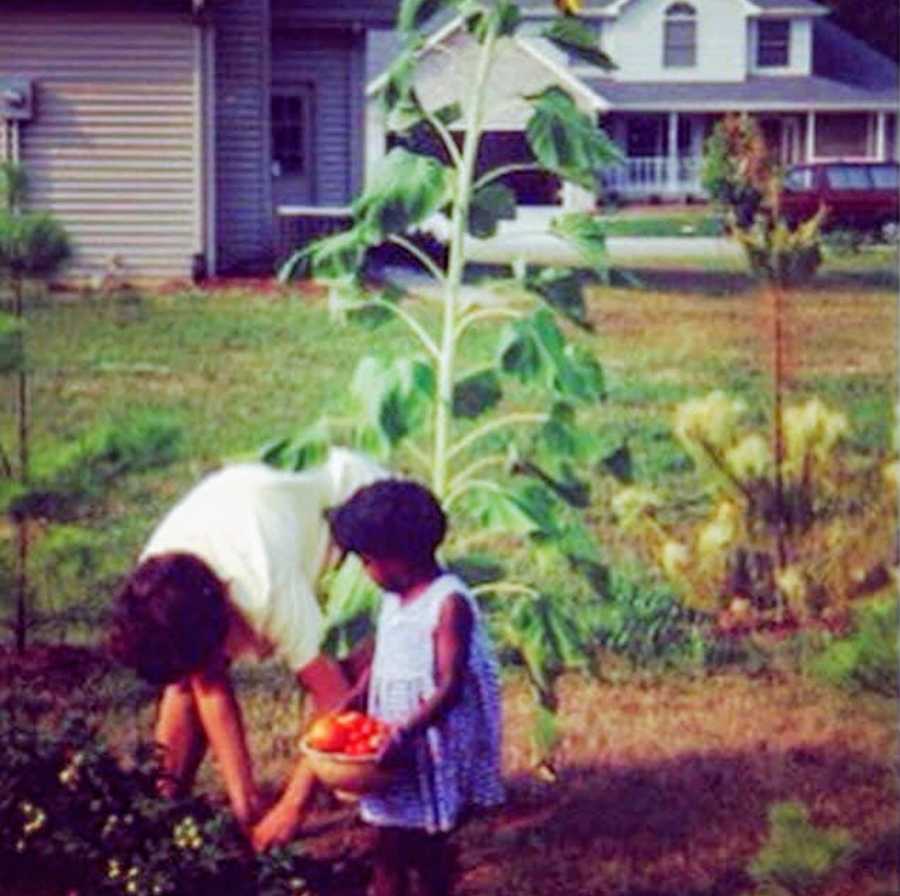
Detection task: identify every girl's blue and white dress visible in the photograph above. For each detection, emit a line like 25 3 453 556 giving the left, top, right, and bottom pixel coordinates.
360 573 505 833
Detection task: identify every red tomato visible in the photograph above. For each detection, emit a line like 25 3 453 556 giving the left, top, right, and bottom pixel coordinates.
336 711 365 730
344 740 373 756
306 717 348 753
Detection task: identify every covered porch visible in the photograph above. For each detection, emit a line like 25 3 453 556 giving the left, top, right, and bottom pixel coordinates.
599 109 899 203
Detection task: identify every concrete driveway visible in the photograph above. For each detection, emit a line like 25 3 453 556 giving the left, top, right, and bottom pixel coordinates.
421 210 741 266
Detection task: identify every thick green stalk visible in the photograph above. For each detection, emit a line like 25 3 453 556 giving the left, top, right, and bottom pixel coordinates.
431 21 499 499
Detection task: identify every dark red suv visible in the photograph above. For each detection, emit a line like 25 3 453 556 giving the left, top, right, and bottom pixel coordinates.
779 161 899 234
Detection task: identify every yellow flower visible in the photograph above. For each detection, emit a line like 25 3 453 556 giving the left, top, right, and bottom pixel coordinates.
783 399 848 473
697 502 740 560
611 486 661 529
882 461 900 491
725 434 770 480
554 0 583 13
775 566 805 604
660 540 690 579
674 391 746 455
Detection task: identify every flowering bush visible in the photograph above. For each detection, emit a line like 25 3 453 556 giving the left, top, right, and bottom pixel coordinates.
0 710 365 896
612 391 896 636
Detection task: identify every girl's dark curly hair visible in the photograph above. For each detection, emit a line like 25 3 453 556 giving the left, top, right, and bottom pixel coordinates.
328 479 447 562
107 552 230 685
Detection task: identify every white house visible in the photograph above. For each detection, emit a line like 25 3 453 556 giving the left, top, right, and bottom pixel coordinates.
366 0 900 207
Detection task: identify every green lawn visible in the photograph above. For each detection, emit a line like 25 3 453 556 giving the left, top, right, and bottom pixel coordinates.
0 250 896 630
0 253 897 896
597 205 726 238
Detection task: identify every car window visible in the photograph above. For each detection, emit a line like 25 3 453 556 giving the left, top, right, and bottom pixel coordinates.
868 165 899 190
825 165 872 190
783 168 813 191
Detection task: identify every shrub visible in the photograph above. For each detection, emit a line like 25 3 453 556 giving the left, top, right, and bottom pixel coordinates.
810 594 897 698
0 710 365 896
748 801 855 894
592 567 700 666
701 114 772 229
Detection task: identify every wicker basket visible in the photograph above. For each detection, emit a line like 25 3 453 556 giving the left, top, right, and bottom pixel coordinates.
300 738 394 797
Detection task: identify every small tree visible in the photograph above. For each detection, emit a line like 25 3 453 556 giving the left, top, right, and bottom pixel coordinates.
0 162 72 651
276 0 623 761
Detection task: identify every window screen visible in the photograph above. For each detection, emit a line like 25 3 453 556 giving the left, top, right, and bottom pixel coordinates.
664 3 696 67
271 93 309 175
757 20 790 67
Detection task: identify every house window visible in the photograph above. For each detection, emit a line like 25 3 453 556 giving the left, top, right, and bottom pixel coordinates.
664 3 697 68
814 112 872 159
271 92 310 175
757 20 790 67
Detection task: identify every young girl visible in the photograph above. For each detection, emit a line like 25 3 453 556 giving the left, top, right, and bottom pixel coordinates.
328 479 504 896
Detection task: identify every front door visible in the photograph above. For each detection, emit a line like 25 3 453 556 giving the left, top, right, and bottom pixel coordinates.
271 84 315 210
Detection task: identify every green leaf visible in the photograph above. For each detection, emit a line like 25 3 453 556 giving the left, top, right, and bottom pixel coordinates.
259 437 290 466
497 318 543 385
308 227 369 281
276 245 312 283
321 555 383 657
497 309 603 402
262 423 332 471
468 183 517 239
601 441 633 483
526 87 622 189
526 267 591 330
434 102 463 127
462 485 541 536
550 212 609 279
353 148 451 240
381 50 418 114
398 0 450 34
452 368 503 419
542 17 615 69
496 0 522 36
347 284 405 331
351 355 435 447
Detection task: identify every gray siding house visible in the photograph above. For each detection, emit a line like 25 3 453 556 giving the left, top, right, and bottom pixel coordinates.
0 0 397 282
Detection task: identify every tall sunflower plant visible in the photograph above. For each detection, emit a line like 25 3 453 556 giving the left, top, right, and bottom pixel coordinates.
273 0 623 764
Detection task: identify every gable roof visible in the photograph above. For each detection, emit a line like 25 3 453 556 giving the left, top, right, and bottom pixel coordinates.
749 0 828 13
584 18 898 109
584 73 897 110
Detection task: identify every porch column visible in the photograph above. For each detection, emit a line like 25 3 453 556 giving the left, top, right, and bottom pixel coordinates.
805 111 816 162
875 111 887 161
364 99 387 188
667 111 679 195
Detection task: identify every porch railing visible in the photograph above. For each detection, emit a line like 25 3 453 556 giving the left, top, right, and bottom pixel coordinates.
601 156 705 197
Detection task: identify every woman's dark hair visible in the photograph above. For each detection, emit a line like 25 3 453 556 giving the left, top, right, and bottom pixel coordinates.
107 552 230 685
328 479 447 562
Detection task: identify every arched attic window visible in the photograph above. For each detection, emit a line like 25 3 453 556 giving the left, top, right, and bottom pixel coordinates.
664 2 697 68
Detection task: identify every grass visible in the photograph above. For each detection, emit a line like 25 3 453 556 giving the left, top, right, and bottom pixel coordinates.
596 204 726 238
0 251 897 894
